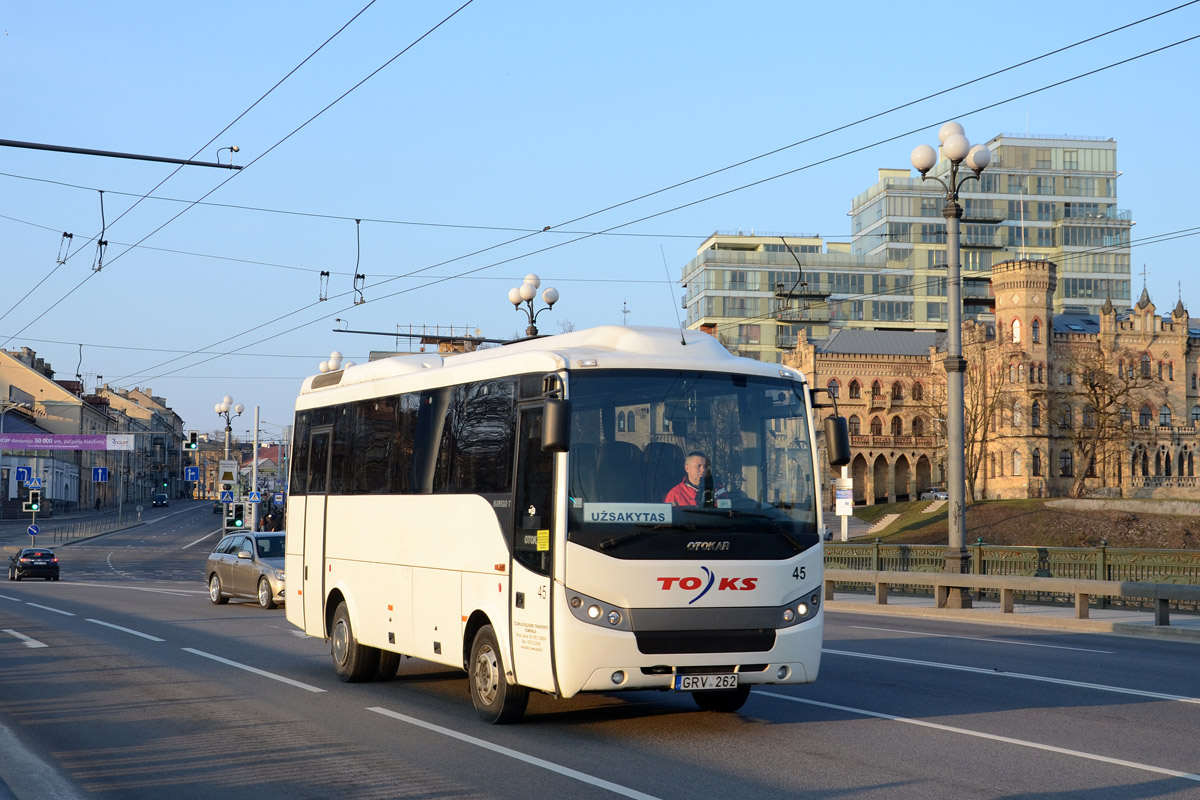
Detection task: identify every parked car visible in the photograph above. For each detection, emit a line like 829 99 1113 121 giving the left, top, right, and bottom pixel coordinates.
7 547 60 581
206 532 285 609
152 493 169 507
919 487 949 500
212 500 223 514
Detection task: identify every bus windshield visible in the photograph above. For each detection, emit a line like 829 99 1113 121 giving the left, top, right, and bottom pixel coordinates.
566 369 819 559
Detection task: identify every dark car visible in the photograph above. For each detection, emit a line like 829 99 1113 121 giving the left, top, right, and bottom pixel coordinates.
212 500 223 514
7 547 60 581
152 493 169 507
206 532 285 609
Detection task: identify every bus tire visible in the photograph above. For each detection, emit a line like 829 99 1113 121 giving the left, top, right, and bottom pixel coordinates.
468 625 528 724
692 684 751 713
330 601 379 682
376 650 401 681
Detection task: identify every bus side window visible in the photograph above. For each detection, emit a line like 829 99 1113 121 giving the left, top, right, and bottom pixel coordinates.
513 408 553 576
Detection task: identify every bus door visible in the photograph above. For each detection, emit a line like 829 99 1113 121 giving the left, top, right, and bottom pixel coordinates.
508 406 558 694
301 426 332 635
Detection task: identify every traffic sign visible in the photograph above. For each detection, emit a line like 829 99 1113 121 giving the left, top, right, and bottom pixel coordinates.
15 466 31 483
26 477 43 490
184 466 200 482
92 467 109 482
28 524 39 537
273 493 284 504
248 491 262 503
219 490 235 503
218 459 238 484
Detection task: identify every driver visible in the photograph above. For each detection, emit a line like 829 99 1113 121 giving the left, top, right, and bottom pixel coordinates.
664 451 727 506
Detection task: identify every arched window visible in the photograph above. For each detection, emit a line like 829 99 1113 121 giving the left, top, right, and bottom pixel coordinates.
1037 363 1044 383
1169 362 1175 381
912 382 924 401
1017 364 1024 383
1141 353 1152 378
1059 450 1074 477
871 381 883 398
1191 405 1200 424
827 379 840 398
1193 374 1197 390
1160 405 1173 426
989 453 996 478
1059 405 1073 429
1011 318 1021 344
1013 450 1023 476
870 416 883 436
1158 361 1163 380
1032 400 1041 428
891 382 904 400
1032 449 1042 476
848 415 861 435
1031 318 1041 343
1009 363 1017 383
912 417 924 436
1083 406 1096 429
1119 406 1131 426
627 411 636 432
848 380 861 399
1012 401 1022 427
891 416 903 435
617 411 626 432
1139 405 1154 426
1164 448 1172 477
1118 361 1124 379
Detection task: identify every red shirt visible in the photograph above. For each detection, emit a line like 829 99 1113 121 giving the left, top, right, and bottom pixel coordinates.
664 480 726 506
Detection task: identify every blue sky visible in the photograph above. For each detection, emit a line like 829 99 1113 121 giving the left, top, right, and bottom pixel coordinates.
2 1 1198 439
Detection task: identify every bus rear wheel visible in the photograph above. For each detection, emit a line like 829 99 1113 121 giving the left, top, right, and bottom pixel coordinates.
692 684 751 713
468 625 528 724
330 601 379 682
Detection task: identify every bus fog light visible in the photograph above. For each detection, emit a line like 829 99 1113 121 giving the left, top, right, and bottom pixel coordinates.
796 602 809 617
782 608 795 623
607 610 621 625
587 605 602 619
570 596 582 608
611 670 625 685
777 666 790 680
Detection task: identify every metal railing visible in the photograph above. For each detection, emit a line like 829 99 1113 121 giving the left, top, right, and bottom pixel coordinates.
49 511 140 543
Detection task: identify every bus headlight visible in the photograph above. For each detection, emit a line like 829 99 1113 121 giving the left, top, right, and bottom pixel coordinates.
607 610 621 626
587 605 602 619
565 589 632 631
778 590 820 628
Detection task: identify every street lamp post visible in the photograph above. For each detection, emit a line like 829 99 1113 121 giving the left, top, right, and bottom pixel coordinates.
214 396 245 461
911 122 991 609
507 273 559 337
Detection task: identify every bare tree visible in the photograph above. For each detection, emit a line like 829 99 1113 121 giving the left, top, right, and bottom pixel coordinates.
1055 344 1160 498
556 319 577 333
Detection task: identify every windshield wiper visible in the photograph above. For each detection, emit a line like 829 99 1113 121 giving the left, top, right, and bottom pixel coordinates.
598 522 695 551
678 508 809 551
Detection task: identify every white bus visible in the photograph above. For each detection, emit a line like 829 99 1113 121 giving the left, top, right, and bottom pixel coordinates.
284 326 849 723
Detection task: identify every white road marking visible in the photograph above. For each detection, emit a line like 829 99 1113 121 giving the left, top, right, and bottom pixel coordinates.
70 581 200 596
3 629 48 648
183 647 325 693
824 648 1200 704
368 707 662 800
848 625 1114 654
182 528 223 550
25 602 74 616
759 691 1200 783
86 618 165 641
0 593 21 602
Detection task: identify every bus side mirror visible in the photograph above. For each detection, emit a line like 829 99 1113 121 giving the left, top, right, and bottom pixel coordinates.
824 416 851 467
543 398 571 453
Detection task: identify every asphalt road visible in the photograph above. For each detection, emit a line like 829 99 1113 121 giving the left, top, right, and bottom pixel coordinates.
2 501 1198 799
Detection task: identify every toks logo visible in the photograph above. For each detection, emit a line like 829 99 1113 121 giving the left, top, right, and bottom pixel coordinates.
657 566 758 604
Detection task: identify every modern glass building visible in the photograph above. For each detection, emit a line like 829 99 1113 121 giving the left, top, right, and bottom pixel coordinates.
682 133 1133 361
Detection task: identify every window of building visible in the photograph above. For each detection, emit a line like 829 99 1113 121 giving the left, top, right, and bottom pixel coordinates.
1037 364 1044 383
871 381 883 398
1013 451 1023 476
1193 374 1197 390
1169 362 1174 381
1011 318 1021 344
827 379 840 398
848 415 860 435
912 382 924 401
870 416 883 436
1031 319 1040 343
627 410 636 432
1161 405 1173 426
1083 406 1096 429
1012 401 1022 428
1192 405 1200 425
1120 407 1131 426
891 417 903 436
1059 405 1073 429
913 417 924 436
617 411 626 432
1032 400 1041 429
1059 450 1074 477
1141 354 1151 378
1158 361 1163 380
1032 449 1042 477
891 382 904 400
989 453 996 479
1139 405 1153 426
849 380 861 399
1063 149 1079 170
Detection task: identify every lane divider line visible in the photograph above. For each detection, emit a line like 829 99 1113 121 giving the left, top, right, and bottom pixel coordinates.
183 647 325 693
823 648 1200 704
758 691 1200 783
3 629 48 648
86 619 165 642
847 625 1114 654
25 602 74 616
368 706 662 800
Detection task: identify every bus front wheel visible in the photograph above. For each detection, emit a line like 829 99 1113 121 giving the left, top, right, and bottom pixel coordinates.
692 684 751 713
468 625 529 724
330 601 379 682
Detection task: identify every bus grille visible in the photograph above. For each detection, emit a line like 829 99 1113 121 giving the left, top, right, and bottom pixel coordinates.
634 629 776 655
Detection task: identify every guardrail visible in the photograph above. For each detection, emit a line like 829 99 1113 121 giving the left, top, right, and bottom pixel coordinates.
823 568 1200 626
48 512 139 543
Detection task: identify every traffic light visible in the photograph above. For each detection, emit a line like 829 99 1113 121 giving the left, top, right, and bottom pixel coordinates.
233 502 245 528
23 490 41 513
185 430 198 450
162 480 169 488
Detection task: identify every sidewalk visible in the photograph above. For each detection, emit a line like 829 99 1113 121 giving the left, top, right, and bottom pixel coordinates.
826 591 1200 643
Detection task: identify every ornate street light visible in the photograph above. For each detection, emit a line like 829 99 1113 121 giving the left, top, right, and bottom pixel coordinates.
214 395 245 461
910 122 991 609
508 273 559 337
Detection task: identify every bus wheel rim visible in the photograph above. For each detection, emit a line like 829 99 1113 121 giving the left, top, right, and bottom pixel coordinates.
332 619 349 665
474 645 499 705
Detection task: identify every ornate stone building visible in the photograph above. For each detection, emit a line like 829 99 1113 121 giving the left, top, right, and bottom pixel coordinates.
789 259 1199 503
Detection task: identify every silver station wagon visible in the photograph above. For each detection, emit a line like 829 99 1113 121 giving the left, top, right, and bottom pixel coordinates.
206 532 286 609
